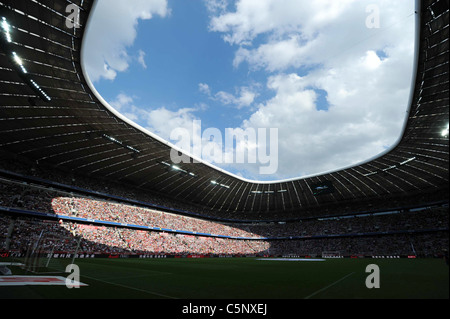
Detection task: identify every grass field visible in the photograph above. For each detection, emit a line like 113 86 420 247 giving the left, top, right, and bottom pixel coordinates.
0 257 448 300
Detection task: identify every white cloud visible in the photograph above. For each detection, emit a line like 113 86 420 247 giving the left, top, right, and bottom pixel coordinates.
237 38 414 179
84 0 169 82
222 0 414 73
90 0 416 181
204 0 416 179
108 93 235 164
208 0 354 45
199 83 258 109
137 50 148 69
198 83 211 95
109 93 134 111
204 0 229 15
145 107 200 142
215 87 257 108
108 93 199 143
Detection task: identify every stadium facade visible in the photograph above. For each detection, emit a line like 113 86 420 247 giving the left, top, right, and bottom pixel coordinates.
0 0 448 261
0 0 448 218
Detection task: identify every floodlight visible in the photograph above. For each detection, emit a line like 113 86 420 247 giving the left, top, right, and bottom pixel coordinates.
442 124 449 137
1 17 11 43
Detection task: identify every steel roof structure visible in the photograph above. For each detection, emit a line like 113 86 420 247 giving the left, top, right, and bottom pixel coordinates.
0 0 448 217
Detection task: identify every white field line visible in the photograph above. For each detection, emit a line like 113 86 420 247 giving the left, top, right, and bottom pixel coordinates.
304 272 355 299
77 273 179 299
43 263 177 298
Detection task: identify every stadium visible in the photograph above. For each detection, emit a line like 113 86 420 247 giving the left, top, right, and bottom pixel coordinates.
0 0 448 305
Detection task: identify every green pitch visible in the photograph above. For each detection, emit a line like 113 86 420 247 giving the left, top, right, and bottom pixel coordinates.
1 258 448 299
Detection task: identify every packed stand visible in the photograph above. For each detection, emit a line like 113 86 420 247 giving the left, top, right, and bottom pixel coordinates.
1 155 448 221
0 215 270 256
0 215 447 257
1 176 448 240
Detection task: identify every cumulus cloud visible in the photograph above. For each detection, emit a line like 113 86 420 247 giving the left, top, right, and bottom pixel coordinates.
204 0 416 179
218 0 414 73
84 0 169 82
198 83 212 95
199 83 258 109
137 50 148 69
204 0 229 15
108 93 199 143
207 0 354 45
90 0 416 181
108 93 249 167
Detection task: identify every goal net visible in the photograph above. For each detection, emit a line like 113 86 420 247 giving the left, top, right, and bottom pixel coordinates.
19 220 82 274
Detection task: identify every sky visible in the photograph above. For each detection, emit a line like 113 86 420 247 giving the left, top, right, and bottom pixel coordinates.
83 0 416 182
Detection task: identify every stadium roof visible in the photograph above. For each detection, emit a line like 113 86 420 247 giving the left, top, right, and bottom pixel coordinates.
0 0 448 216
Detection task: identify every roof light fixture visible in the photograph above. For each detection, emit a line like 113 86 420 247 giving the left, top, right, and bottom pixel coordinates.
1 18 52 102
363 157 417 177
1 17 11 43
400 157 416 165
211 181 230 189
442 123 449 137
12 52 27 74
102 134 140 154
251 189 288 195
172 165 182 171
160 161 196 177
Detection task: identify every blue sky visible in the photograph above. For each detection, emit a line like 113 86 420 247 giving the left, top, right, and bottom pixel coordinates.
91 0 291 131
84 0 416 181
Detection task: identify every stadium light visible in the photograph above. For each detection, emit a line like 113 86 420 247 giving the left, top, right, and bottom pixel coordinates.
442 123 449 137
160 161 196 177
103 134 139 153
29 79 51 101
364 156 417 177
400 157 416 165
12 52 27 74
171 164 190 175
0 17 51 102
1 17 11 43
1 19 52 102
211 181 230 189
251 189 287 195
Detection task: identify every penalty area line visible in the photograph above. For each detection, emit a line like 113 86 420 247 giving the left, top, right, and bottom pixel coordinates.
304 272 355 299
80 274 179 299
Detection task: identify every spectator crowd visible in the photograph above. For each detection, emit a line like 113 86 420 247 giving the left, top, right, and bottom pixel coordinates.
0 156 448 257
0 214 447 257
